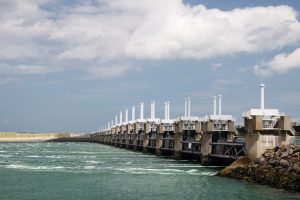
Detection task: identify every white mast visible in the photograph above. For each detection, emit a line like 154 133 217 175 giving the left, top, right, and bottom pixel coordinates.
140 102 144 120
132 106 135 121
260 83 265 109
167 101 170 120
184 98 187 117
218 95 222 115
213 96 217 115
187 98 191 117
125 109 128 123
150 101 155 119
164 102 167 120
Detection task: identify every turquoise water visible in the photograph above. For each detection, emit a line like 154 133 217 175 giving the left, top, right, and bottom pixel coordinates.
0 143 299 200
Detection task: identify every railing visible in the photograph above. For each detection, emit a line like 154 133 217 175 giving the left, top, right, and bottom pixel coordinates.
121 134 127 145
262 119 278 129
233 127 240 135
161 138 174 150
148 139 156 148
128 134 134 145
164 124 174 132
210 142 245 159
211 120 229 131
137 133 144 146
291 126 296 135
148 133 157 148
181 141 201 154
183 123 196 130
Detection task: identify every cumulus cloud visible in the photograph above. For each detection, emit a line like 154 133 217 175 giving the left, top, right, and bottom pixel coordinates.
53 2 300 60
1 0 300 78
254 48 300 76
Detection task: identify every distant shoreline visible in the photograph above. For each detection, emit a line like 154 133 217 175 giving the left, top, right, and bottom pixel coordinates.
0 136 58 143
0 132 91 143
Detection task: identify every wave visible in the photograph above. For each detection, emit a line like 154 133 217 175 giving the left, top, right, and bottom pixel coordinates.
0 155 14 158
84 166 95 169
85 160 103 164
27 155 43 158
5 164 66 171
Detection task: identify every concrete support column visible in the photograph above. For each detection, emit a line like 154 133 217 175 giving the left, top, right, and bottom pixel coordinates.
155 133 163 156
174 132 182 160
200 133 212 165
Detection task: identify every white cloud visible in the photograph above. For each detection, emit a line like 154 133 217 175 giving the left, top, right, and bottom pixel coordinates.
0 77 22 86
55 2 300 61
254 48 300 76
1 0 300 78
86 65 132 79
211 63 222 70
0 63 59 75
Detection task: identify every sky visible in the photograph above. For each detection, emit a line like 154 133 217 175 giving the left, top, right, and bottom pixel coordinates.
0 0 300 133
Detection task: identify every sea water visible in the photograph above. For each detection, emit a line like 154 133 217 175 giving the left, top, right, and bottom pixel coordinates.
0 143 299 200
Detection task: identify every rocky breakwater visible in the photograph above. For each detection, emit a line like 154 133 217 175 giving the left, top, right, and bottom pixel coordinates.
218 144 300 192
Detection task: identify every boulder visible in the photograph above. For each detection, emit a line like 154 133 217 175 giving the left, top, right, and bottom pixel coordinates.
218 144 300 192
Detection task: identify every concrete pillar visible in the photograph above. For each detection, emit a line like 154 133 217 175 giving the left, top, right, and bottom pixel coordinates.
156 132 163 156
174 131 182 160
200 133 212 165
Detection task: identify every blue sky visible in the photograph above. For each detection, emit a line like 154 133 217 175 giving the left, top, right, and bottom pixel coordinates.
0 0 300 132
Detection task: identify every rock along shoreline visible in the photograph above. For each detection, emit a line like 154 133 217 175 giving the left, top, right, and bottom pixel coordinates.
218 144 300 192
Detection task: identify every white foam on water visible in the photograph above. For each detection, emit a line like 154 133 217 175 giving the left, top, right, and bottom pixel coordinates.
82 155 97 159
85 160 102 164
5 164 67 171
27 155 42 158
199 171 218 176
186 169 198 173
0 155 13 158
113 167 185 175
45 155 62 159
84 166 95 170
